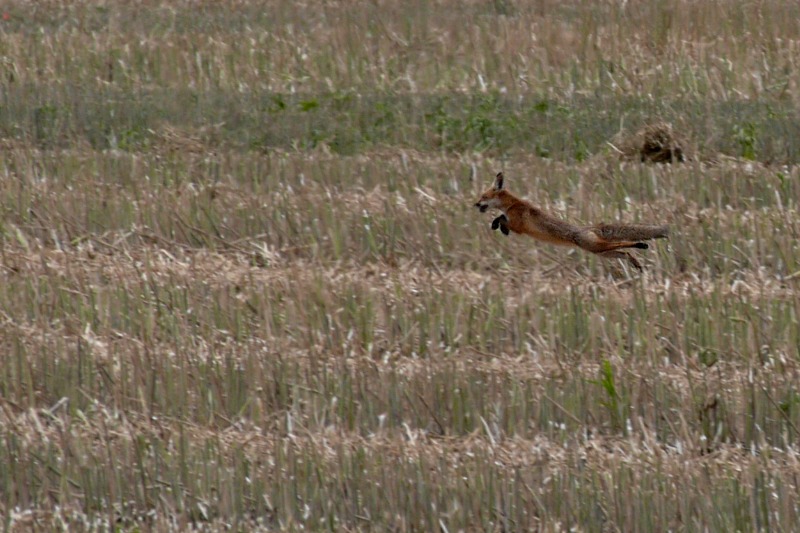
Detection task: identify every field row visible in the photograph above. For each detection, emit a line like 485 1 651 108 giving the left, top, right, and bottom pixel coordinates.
3 0 799 99
2 240 799 441
2 148 799 274
4 401 800 531
2 1 800 160
3 85 800 161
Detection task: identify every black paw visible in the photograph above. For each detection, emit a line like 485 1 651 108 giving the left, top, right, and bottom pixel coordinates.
491 215 508 231
500 225 509 235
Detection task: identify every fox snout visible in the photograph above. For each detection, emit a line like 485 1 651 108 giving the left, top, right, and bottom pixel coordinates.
475 202 488 213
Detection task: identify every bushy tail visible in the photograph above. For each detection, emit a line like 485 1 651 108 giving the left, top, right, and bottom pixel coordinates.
593 223 669 243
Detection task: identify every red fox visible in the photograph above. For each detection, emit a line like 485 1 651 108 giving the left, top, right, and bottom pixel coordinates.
474 172 668 270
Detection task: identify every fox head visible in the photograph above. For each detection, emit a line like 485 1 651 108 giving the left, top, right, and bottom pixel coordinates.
474 172 507 212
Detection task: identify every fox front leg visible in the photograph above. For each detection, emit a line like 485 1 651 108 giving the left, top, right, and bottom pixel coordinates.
491 214 510 236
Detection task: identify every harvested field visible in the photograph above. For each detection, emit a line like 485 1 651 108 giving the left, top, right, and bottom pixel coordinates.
2 1 800 531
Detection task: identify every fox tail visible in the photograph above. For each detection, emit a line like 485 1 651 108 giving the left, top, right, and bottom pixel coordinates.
594 223 669 243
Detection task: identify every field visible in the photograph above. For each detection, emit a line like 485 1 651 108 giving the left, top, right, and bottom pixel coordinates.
2 0 800 530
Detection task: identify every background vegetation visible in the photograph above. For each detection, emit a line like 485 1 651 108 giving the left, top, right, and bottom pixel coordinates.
1 0 800 530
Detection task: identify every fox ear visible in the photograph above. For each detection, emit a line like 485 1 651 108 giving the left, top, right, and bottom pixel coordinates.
494 172 504 190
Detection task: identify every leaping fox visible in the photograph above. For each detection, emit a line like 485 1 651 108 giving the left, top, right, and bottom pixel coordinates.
474 172 668 270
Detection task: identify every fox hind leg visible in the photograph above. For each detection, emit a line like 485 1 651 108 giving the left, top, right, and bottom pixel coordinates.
599 250 643 271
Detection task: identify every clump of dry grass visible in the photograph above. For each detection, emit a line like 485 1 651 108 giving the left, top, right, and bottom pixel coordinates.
613 121 688 163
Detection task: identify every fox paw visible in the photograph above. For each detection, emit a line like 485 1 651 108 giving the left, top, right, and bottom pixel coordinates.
491 215 509 235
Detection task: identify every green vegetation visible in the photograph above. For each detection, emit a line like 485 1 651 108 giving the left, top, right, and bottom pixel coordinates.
1 0 800 530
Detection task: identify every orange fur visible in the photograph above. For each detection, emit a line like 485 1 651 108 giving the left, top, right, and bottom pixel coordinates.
475 173 668 270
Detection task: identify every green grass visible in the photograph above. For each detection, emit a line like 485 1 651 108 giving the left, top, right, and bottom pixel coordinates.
4 87 800 161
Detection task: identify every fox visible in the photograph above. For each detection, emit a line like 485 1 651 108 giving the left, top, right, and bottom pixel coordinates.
474 172 668 270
